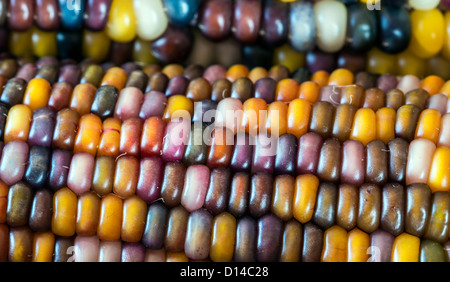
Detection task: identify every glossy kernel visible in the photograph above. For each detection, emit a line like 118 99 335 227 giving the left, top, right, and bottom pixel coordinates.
321 225 348 262
97 118 121 157
297 133 323 175
0 181 7 224
391 233 420 262
332 104 357 143
28 189 53 232
388 138 409 183
184 209 213 260
271 175 295 221
97 194 123 241
31 232 55 262
204 168 232 216
76 192 101 236
140 117 166 158
350 108 377 146
408 8 444 59
52 109 80 151
142 202 168 250
69 83 98 116
424 192 450 243
341 140 365 187
23 78 51 111
249 173 273 218
228 172 250 217
122 196 147 243
293 174 319 224
396 104 423 142
415 109 441 144
74 114 102 156
51 188 77 237
240 98 267 135
347 228 370 262
279 220 302 262
336 184 359 231
181 165 210 213
67 153 95 197
28 107 56 148
428 147 450 193
6 182 33 228
91 85 120 120
164 205 189 253
162 95 194 123
119 118 142 157
91 156 115 197
405 89 429 110
0 141 29 186
275 79 299 102
226 64 249 83
210 212 236 262
160 163 186 208
298 81 320 104
4 104 32 144
381 183 405 236
113 156 140 199
302 222 323 262
8 227 33 262
265 101 288 137
309 102 335 139
287 98 312 139
101 67 127 91
328 68 354 86
406 138 436 186
312 183 338 229
365 140 388 186
106 0 136 43
256 214 283 262
357 184 381 234
421 75 445 96
419 239 447 262
376 107 396 144
340 85 364 108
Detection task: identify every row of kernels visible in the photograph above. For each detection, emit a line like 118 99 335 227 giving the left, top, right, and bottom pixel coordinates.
257 176 448 242
211 97 450 147
10 170 448 244
2 1 449 60
0 225 188 262
6 25 450 80
5 62 450 131
2 118 428 191
2 57 450 109
3 0 107 32
322 226 449 262
4 115 450 195
0 148 440 240
2 217 448 262
176 174 448 243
